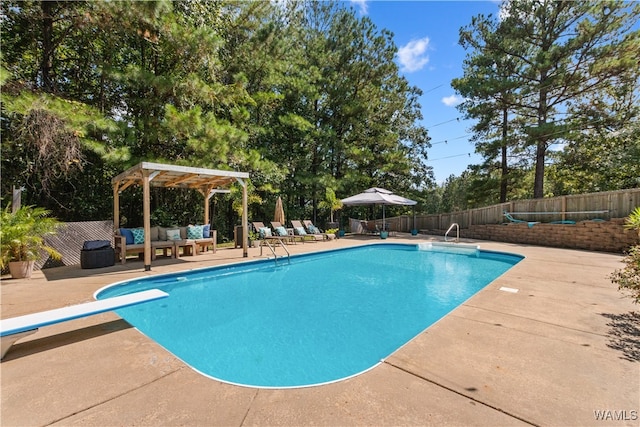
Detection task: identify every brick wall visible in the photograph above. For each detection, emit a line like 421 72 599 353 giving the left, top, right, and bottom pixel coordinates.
427 218 638 253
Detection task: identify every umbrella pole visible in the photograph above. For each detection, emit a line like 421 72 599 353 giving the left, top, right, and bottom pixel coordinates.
383 205 386 234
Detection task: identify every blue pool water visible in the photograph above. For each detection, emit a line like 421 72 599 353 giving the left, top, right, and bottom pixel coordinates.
96 243 522 388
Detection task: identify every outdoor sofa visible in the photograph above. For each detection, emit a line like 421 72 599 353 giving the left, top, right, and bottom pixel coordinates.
114 225 216 264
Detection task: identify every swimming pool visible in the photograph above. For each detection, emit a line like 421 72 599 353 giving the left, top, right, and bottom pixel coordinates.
96 243 522 388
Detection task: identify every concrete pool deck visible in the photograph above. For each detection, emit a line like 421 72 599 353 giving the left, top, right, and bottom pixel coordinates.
1 234 638 426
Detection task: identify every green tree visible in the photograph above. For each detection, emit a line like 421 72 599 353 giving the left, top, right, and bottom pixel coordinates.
454 0 640 200
454 13 524 203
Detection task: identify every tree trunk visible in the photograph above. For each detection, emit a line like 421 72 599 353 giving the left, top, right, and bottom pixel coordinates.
500 106 508 203
534 79 549 199
533 141 546 198
40 1 55 92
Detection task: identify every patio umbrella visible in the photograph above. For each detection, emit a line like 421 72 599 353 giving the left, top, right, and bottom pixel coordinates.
340 187 416 229
274 196 285 224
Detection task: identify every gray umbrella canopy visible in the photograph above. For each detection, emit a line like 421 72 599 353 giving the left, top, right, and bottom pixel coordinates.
341 187 416 226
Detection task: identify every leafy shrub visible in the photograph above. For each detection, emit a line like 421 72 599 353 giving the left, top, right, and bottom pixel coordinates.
610 207 640 304
610 245 640 304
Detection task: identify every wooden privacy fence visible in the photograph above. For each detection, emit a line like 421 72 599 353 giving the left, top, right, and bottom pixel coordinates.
356 188 639 232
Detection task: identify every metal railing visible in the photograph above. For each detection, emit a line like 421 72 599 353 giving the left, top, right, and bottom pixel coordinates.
260 238 290 265
445 223 459 242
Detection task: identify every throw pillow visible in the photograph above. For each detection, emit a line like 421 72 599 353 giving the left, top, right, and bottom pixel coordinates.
275 226 287 236
166 228 181 241
119 228 134 245
258 227 272 238
187 225 203 240
295 226 307 236
131 228 145 244
202 224 210 239
308 225 319 234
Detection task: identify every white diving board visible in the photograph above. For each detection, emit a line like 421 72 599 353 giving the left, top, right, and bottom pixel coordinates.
1 289 168 359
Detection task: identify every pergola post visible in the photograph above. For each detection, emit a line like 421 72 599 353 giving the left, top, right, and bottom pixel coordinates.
113 183 120 230
204 193 210 226
237 178 248 258
143 169 151 271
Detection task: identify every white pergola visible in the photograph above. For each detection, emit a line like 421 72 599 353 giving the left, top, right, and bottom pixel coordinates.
112 162 250 270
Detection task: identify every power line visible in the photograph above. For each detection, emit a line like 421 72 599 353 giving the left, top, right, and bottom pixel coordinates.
426 117 460 129
426 152 472 162
431 134 471 145
423 83 446 94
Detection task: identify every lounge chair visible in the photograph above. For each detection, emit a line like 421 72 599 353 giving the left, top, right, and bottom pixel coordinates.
252 222 290 246
270 221 299 244
503 212 539 228
291 220 325 241
303 220 331 240
360 220 380 235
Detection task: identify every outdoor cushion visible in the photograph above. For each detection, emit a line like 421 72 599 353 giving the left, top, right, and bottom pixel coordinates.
187 225 203 240
295 227 307 235
119 228 135 245
150 226 159 241
202 224 210 239
275 226 288 236
308 225 320 234
82 240 111 251
259 227 272 238
166 229 182 240
132 228 145 244
158 226 168 241
179 227 187 239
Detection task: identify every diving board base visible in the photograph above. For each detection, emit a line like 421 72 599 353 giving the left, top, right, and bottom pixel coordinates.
1 329 37 359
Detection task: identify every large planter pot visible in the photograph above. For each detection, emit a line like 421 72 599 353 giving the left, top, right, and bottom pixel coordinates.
9 260 35 279
380 231 389 239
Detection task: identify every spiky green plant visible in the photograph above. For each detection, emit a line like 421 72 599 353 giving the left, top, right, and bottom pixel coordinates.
0 205 62 268
624 206 640 239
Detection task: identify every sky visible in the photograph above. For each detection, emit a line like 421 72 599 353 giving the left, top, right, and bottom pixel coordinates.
347 0 503 184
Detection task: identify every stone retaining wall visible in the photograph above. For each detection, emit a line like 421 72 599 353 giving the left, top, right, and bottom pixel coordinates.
426 218 637 253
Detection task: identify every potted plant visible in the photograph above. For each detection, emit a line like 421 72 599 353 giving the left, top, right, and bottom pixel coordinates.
248 230 260 248
325 228 338 240
1 205 63 279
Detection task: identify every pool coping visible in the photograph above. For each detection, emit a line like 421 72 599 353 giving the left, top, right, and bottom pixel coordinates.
1 234 638 426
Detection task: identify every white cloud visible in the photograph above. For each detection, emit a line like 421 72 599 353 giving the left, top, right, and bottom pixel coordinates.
441 94 464 107
397 37 430 73
350 0 368 15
